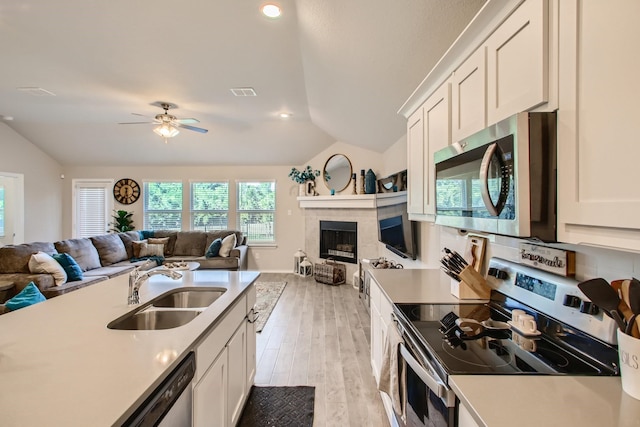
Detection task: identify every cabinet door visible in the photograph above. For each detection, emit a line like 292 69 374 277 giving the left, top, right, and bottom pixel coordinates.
451 47 486 143
423 82 452 220
370 302 384 385
486 0 549 125
193 348 227 427
228 322 247 427
557 0 640 251
246 317 256 391
407 107 425 216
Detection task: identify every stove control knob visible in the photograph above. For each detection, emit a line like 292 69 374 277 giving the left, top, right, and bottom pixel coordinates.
488 268 508 280
579 300 599 315
563 294 581 308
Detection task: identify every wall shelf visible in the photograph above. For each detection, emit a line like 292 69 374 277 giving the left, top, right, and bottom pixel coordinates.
297 191 407 209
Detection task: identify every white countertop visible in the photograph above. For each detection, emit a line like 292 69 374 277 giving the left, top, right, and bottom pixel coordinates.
0 270 259 427
369 268 640 427
369 268 487 304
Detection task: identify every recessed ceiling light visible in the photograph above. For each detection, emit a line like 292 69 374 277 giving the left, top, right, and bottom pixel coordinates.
279 112 291 119
262 4 281 18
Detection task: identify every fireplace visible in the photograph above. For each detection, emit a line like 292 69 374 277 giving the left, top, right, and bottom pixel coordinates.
319 220 357 264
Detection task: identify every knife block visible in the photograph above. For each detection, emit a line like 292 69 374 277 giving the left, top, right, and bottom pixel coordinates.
451 266 491 299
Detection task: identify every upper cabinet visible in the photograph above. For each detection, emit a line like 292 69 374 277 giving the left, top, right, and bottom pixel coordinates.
485 0 549 125
407 82 451 222
451 48 487 143
556 0 640 251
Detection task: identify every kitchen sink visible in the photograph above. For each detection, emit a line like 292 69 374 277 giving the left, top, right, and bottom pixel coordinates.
151 288 227 309
107 309 201 330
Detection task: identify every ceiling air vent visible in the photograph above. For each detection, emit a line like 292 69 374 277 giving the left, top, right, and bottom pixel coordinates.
17 87 56 96
230 87 257 97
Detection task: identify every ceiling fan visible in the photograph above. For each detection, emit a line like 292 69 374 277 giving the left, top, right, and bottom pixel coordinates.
119 101 208 142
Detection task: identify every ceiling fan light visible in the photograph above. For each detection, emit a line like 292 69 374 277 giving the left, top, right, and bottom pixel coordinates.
153 123 179 138
262 4 281 18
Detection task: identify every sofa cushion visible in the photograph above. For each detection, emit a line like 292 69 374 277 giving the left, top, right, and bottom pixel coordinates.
153 230 178 256
118 231 141 259
205 238 222 258
54 238 102 272
5 282 46 311
205 230 244 250
52 253 84 282
219 233 237 257
173 231 207 257
0 242 58 274
41 275 108 298
83 265 135 278
90 234 129 266
28 252 67 286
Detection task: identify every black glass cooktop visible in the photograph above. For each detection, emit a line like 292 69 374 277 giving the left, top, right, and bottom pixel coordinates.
394 302 618 378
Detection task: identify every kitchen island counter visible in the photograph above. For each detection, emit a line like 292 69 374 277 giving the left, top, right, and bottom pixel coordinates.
0 269 259 426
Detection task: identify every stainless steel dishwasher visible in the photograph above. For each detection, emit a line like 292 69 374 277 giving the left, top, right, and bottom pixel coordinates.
123 351 195 427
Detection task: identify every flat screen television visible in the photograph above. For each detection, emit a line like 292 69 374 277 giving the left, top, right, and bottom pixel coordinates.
376 203 418 260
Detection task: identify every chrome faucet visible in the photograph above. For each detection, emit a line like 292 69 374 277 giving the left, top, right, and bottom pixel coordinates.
128 267 183 305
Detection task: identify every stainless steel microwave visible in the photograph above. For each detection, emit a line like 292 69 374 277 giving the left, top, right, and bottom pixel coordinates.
434 112 557 241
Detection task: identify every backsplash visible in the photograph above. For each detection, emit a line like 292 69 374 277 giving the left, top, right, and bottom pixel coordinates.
438 226 640 283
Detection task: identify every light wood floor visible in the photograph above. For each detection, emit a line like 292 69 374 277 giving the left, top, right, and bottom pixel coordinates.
255 273 389 427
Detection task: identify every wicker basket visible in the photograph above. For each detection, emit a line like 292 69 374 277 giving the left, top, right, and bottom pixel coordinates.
314 258 346 285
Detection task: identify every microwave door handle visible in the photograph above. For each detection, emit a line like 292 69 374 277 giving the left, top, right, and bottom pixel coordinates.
480 143 500 217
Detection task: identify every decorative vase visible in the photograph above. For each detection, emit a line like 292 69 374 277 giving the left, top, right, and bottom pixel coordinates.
365 169 377 194
298 183 306 197
351 173 357 195
359 169 365 194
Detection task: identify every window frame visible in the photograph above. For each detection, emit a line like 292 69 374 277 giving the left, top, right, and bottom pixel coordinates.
190 180 230 232
143 180 184 230
236 179 276 245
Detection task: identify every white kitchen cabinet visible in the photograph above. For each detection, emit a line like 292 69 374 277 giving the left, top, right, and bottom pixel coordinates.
193 285 256 427
557 0 640 252
193 347 228 427
369 272 393 385
486 0 549 126
451 47 486 143
407 83 452 222
227 322 247 426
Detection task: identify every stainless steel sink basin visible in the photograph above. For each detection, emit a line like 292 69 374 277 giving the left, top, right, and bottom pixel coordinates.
107 310 201 330
151 288 227 309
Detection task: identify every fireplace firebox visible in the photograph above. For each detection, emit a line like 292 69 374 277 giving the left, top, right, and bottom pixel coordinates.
319 220 357 264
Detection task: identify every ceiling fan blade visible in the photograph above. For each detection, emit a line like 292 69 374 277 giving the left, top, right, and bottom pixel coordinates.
176 118 200 124
118 121 156 125
174 122 208 133
131 112 155 119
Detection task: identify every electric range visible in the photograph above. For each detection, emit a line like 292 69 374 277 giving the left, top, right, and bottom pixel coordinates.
390 258 620 427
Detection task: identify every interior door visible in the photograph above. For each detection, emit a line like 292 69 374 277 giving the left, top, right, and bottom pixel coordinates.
0 173 24 246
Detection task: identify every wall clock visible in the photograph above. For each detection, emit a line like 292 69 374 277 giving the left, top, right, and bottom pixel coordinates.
113 178 140 205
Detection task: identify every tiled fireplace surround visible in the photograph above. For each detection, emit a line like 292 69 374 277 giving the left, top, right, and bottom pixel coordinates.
304 208 379 285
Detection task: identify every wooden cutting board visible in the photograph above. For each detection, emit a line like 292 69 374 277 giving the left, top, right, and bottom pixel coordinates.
464 235 487 272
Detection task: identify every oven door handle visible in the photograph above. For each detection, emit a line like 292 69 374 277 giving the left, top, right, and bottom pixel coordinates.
399 343 456 408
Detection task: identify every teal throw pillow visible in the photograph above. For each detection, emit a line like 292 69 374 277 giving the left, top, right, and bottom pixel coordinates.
52 253 84 282
205 238 222 258
139 230 155 239
5 282 46 311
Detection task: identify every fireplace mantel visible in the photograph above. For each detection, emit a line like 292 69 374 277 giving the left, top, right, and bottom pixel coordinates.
297 191 407 209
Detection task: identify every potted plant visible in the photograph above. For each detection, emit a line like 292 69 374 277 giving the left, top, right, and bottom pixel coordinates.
289 165 321 196
110 209 135 233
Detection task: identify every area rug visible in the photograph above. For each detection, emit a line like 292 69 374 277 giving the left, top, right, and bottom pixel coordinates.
238 386 315 427
254 281 287 332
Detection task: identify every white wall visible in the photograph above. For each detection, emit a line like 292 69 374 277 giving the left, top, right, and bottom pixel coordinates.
0 123 63 243
62 164 304 272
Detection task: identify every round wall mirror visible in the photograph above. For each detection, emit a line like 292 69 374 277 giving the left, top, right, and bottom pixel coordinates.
323 154 353 192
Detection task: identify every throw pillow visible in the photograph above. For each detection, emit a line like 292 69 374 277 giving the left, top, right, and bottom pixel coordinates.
139 230 155 240
139 242 165 258
205 238 222 258
131 240 148 258
52 253 84 282
219 233 237 258
28 251 67 286
5 282 46 311
148 237 170 255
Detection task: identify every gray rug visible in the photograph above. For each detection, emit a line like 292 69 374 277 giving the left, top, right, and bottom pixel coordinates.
254 281 287 332
238 386 315 427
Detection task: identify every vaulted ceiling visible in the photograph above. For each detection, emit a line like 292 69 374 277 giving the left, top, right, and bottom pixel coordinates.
0 0 484 166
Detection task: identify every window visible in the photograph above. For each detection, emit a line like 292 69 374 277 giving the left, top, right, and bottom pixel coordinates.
144 181 183 230
237 181 275 243
73 180 112 238
191 181 229 231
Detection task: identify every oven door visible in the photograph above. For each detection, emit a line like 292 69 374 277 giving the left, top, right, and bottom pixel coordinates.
395 321 456 427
